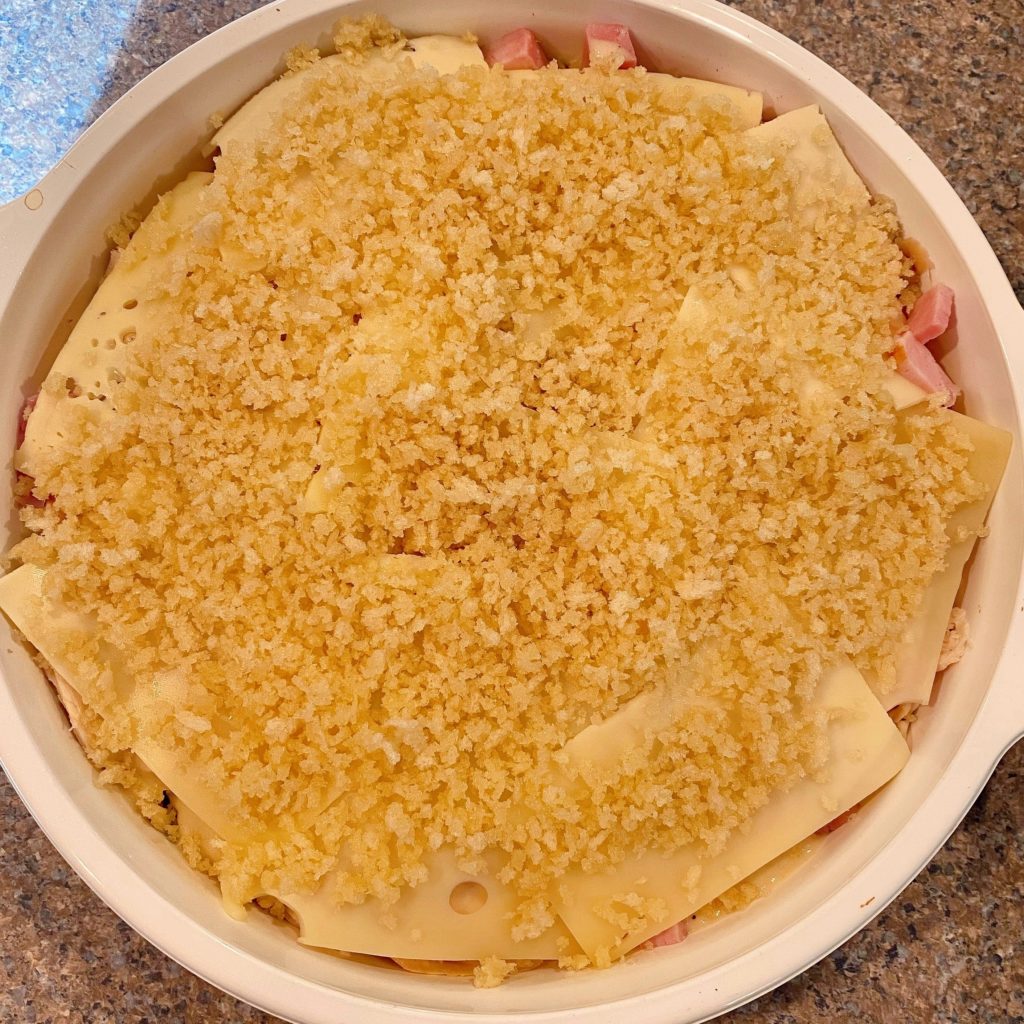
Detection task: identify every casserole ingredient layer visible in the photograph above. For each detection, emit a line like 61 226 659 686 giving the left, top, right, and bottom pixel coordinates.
1 16 1010 978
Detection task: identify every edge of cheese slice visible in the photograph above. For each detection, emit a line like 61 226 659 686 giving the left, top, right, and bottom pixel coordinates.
746 105 869 220
277 849 577 961
20 171 215 477
211 36 487 156
0 563 92 690
882 371 929 411
553 663 909 961
644 72 762 130
870 409 1012 709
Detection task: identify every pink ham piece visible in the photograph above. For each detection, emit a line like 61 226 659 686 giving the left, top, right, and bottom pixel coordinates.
895 332 960 407
583 23 638 69
647 919 689 948
483 28 548 70
906 284 954 344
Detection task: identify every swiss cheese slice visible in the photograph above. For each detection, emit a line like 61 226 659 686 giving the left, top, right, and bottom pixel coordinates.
173 796 222 863
562 683 685 770
0 563 264 842
0 564 97 692
212 36 487 156
869 409 1012 709
20 171 215 477
554 664 909 960
305 315 430 514
746 105 869 222
133 741 260 845
278 849 577 961
882 371 929 411
643 72 762 130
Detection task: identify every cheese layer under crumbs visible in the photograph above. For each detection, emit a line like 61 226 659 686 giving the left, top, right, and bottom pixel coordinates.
12 19 981 939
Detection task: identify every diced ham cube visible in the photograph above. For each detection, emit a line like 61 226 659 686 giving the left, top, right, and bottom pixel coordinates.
583 23 638 69
894 332 960 407
647 919 689 948
906 284 954 344
483 28 549 70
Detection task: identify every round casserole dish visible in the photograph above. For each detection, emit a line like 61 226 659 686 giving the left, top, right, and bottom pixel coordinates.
0 1 1022 1021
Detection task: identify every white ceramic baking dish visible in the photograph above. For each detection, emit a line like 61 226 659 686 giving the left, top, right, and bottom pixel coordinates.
0 1 1022 1021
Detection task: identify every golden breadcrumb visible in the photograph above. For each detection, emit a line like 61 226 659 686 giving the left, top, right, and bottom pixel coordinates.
473 956 518 988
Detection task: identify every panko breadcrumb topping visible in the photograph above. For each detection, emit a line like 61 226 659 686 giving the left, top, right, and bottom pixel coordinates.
12 16 981 950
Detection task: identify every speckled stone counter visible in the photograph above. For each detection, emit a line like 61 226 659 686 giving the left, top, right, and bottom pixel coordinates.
1 1 1022 1021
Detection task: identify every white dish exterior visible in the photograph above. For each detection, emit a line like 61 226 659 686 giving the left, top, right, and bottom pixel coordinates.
0 1 1022 1022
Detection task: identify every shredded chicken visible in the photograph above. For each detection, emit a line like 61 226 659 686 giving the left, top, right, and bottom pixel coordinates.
937 606 969 671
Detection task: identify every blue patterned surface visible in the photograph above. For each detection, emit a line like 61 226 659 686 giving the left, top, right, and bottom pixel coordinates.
0 0 265 204
0 0 134 201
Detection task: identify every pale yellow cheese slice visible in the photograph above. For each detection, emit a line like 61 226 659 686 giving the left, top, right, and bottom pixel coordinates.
0 564 96 692
0 566 124 760
278 848 577 961
0 566 243 860
562 684 682 770
212 36 487 156
727 263 757 292
0 570 280 843
870 409 1012 709
643 72 762 130
134 741 260 845
746 105 869 221
554 663 909 960
173 796 222 861
0 563 264 842
503 70 762 133
402 34 487 73
21 171 215 477
305 315 429 514
882 370 929 410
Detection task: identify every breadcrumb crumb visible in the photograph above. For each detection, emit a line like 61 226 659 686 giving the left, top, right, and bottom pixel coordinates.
473 956 517 988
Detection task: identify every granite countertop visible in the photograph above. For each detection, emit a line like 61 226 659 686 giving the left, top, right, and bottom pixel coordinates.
1 1 1022 1021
